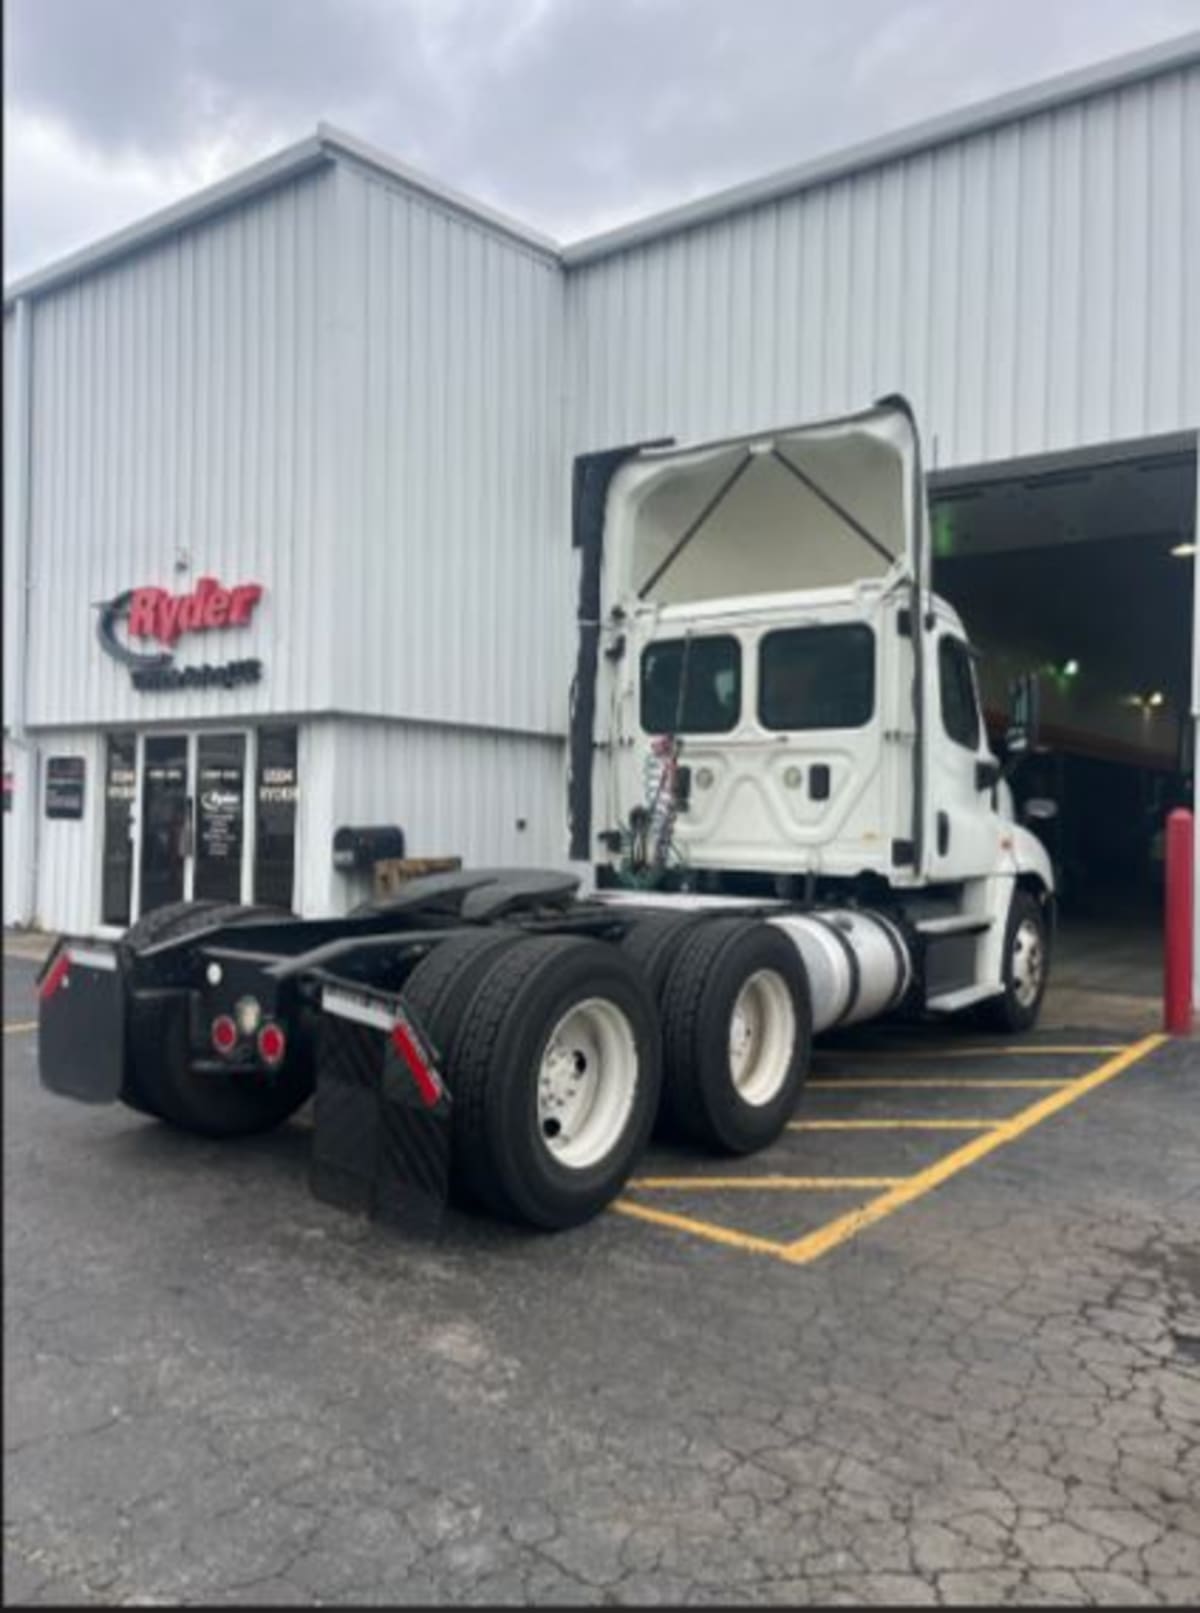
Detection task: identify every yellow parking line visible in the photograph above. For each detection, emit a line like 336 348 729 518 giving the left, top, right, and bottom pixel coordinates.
807 1077 1069 1090
611 1199 789 1256
628 1175 907 1191
816 1044 1125 1060
781 1033 1167 1266
3 1021 36 1035
789 1118 1000 1131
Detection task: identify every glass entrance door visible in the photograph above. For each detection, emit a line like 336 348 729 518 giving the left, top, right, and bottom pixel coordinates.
102 735 137 925
139 735 189 914
194 733 247 902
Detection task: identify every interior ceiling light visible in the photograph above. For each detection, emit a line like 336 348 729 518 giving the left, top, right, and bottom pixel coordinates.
1147 691 1166 708
1061 659 1080 678
1170 542 1197 557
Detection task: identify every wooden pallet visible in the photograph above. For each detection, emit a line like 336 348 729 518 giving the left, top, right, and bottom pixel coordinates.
372 856 462 900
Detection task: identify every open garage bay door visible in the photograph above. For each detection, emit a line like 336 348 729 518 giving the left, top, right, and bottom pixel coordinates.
928 431 1198 1025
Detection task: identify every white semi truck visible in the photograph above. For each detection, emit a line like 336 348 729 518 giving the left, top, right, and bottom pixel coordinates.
38 398 1054 1233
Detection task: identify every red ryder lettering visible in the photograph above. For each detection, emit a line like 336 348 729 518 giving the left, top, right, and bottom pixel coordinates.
127 578 263 646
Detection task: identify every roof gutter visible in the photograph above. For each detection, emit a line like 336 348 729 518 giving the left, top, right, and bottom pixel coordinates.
563 30 1200 267
3 134 334 309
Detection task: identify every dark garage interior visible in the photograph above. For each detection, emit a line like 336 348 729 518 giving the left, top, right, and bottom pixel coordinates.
929 437 1196 1012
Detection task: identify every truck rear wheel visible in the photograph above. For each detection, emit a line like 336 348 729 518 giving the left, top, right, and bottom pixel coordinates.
618 911 708 995
443 935 661 1229
658 918 811 1153
126 990 315 1137
122 900 309 1133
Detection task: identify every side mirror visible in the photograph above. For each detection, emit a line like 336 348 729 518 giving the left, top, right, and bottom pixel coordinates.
1007 672 1040 754
1022 797 1058 824
975 759 1001 792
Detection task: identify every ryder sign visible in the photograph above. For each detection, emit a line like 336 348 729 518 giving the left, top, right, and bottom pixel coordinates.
97 576 265 692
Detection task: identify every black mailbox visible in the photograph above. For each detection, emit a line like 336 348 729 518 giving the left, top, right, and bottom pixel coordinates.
332 824 407 872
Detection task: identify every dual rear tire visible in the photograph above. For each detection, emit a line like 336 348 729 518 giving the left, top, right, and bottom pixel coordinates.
640 916 812 1154
402 932 661 1229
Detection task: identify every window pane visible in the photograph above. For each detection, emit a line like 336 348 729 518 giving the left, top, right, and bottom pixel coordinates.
195 733 246 903
939 638 980 750
101 735 136 926
759 625 875 730
640 636 741 734
254 727 299 908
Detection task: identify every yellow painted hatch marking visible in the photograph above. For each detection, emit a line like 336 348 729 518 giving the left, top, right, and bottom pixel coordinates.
610 1199 789 1256
806 1077 1070 1090
612 1035 1167 1264
627 1175 908 1191
814 1043 1126 1061
788 1118 1001 1132
781 1034 1168 1266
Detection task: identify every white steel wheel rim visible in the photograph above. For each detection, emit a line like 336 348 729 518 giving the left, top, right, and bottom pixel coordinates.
536 998 639 1171
1011 918 1045 1008
728 969 797 1107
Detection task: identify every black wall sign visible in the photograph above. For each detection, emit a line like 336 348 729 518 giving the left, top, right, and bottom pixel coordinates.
45 756 86 820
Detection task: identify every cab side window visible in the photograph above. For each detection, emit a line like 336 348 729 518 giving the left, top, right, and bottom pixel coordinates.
939 636 981 750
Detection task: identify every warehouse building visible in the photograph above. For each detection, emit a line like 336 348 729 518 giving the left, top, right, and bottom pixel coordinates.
4 33 1198 997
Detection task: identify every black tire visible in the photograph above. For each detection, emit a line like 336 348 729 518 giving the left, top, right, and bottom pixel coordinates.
400 928 522 1206
444 935 661 1230
125 990 315 1138
400 930 521 1056
122 899 309 1134
618 911 708 997
121 899 289 959
976 889 1049 1034
658 918 811 1153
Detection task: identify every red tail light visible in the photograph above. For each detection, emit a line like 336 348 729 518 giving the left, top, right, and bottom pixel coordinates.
256 1022 287 1067
211 1015 238 1054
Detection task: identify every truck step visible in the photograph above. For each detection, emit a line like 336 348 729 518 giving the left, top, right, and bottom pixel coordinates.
925 983 1002 1013
915 915 993 937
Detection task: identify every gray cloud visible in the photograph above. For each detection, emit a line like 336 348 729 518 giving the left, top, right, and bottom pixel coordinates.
5 0 1199 278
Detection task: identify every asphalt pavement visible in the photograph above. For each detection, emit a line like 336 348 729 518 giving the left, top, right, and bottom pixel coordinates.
4 954 1199 1606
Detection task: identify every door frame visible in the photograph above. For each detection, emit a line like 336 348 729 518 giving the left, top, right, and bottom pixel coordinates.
128 726 257 922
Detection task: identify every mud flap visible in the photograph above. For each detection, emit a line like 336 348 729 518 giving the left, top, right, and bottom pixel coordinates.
37 939 127 1104
310 984 451 1235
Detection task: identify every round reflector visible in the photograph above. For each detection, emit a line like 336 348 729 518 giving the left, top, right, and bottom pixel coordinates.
211 1015 238 1054
257 1023 287 1067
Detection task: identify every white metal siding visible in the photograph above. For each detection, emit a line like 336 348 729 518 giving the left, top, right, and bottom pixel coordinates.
3 309 20 731
299 716 566 915
32 730 105 934
566 64 1200 466
331 164 571 738
22 168 338 730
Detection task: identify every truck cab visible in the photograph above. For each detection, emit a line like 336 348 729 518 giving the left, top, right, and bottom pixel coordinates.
569 398 1054 1024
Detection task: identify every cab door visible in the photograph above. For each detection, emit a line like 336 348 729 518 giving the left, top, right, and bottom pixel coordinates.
926 630 1002 878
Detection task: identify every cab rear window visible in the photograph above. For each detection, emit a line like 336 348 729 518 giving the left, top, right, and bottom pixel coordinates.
640 636 741 734
758 624 875 730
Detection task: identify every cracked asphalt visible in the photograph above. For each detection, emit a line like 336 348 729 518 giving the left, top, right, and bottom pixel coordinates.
4 952 1200 1606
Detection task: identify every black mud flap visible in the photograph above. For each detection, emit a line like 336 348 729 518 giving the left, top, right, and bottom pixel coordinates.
310 983 451 1236
36 938 127 1104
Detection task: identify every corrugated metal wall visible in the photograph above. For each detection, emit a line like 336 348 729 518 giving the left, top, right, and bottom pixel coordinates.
22 167 337 730
32 730 105 933
331 162 571 737
566 63 1200 465
296 716 566 915
3 308 20 730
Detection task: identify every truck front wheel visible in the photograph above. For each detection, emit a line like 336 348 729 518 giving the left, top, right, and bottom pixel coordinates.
977 889 1050 1034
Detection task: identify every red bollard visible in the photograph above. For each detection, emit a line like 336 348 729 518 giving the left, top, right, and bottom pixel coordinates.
1164 807 1195 1035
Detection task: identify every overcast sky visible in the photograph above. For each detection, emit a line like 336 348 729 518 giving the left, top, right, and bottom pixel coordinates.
5 0 1199 281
